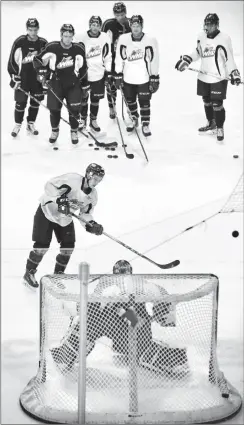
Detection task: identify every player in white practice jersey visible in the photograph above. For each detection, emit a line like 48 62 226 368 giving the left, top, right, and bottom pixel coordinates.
50 260 188 377
23 164 105 290
77 16 112 133
115 15 160 137
175 13 241 142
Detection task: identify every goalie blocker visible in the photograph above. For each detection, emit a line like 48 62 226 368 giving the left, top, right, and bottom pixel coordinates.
51 259 188 377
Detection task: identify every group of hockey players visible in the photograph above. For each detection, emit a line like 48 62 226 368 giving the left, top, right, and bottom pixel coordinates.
8 5 241 144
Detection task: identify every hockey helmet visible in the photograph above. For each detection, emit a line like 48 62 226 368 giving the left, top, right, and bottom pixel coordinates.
113 2 127 15
130 15 143 27
113 260 133 274
86 163 105 180
89 15 102 27
26 18 39 29
204 13 219 26
60 24 75 35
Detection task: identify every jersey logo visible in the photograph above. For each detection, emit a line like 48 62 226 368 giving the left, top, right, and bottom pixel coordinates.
22 51 38 64
202 45 215 58
57 56 74 69
87 45 102 59
128 49 143 62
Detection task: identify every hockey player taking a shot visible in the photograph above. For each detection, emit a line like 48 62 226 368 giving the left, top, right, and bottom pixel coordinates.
23 164 105 290
50 259 189 377
175 13 241 143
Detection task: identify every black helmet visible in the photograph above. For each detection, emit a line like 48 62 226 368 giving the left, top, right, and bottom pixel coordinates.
113 2 127 15
86 163 105 179
26 18 39 29
204 13 219 26
60 24 75 35
89 16 102 27
130 15 143 27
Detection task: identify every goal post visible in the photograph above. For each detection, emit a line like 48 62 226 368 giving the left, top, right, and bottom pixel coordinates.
19 263 242 424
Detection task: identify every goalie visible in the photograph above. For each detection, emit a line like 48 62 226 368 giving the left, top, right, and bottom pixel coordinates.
50 260 188 377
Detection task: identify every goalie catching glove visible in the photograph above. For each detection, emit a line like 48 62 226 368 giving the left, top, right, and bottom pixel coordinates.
85 220 103 235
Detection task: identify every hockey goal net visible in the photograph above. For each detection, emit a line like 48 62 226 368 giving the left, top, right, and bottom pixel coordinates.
20 264 242 424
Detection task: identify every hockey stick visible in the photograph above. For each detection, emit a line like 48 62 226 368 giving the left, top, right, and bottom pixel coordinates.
71 212 180 270
18 88 71 127
110 96 134 159
120 89 149 163
187 66 244 85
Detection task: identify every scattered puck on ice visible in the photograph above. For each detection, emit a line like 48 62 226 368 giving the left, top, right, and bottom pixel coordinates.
124 144 127 147
107 155 113 158
110 147 116 151
233 155 239 159
88 143 93 147
53 146 59 150
232 230 239 238
94 147 99 150
105 147 110 150
113 155 118 158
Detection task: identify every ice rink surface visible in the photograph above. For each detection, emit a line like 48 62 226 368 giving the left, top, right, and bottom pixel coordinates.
1 1 243 423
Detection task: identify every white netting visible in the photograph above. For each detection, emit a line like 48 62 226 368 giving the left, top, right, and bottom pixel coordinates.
220 173 243 213
19 273 242 424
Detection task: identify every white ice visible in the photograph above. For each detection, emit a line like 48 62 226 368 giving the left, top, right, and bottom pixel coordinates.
1 1 243 424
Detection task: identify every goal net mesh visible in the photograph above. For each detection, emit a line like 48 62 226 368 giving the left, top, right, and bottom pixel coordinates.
19 273 242 424
220 173 243 213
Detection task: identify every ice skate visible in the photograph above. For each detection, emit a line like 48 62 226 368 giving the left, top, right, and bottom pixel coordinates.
198 119 217 134
11 123 21 137
142 123 152 137
217 127 224 143
23 269 39 290
27 121 39 135
78 118 87 132
109 107 116 119
49 129 59 144
90 119 101 133
71 130 79 145
126 117 139 134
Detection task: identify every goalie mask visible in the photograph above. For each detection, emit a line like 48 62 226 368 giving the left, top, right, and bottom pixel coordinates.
113 260 132 274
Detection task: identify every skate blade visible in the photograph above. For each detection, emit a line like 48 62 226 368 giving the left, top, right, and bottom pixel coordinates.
22 279 38 291
198 129 217 136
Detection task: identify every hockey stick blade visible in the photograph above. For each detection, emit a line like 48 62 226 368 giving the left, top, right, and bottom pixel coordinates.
71 212 179 270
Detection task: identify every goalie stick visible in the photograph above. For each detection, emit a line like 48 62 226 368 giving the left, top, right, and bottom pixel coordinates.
71 212 180 270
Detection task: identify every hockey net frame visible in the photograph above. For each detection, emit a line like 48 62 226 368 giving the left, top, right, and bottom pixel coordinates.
19 264 242 424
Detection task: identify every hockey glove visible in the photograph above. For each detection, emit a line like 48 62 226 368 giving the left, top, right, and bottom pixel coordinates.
85 220 103 235
104 71 113 88
114 72 123 90
10 75 21 90
175 55 192 72
56 196 70 215
149 75 160 94
230 69 241 86
81 82 90 99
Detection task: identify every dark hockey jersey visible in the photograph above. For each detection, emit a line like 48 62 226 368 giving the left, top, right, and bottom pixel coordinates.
102 18 131 58
7 35 47 79
33 41 88 86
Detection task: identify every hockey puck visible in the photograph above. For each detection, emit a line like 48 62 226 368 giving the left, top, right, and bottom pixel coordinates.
89 143 93 147
124 144 127 147
233 155 239 159
232 230 239 238
110 147 116 151
107 155 113 158
113 155 118 158
105 147 110 150
53 146 59 150
94 147 99 150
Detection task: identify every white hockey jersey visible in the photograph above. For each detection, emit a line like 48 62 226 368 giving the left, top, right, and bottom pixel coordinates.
188 31 238 83
39 173 98 227
76 31 112 82
115 33 159 85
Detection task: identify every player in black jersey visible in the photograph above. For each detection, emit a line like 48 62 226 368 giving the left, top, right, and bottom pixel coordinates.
7 19 47 137
33 24 89 145
102 2 131 118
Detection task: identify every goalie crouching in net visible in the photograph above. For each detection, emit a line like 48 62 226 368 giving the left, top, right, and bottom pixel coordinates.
50 260 189 377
